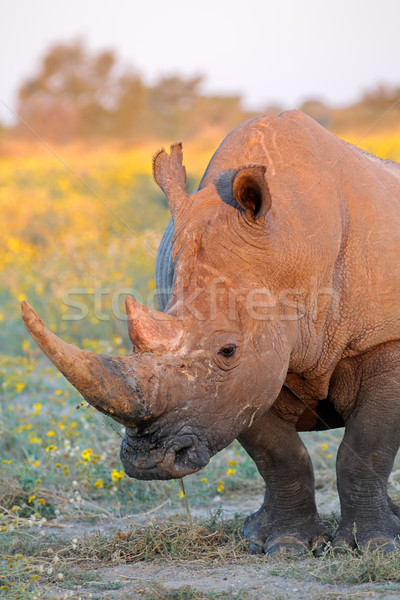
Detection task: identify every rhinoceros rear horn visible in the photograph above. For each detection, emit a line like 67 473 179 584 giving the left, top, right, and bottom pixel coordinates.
21 301 151 427
125 296 183 353
153 143 189 219
232 166 271 221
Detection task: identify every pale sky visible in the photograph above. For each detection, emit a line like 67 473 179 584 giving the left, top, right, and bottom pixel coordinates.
1 0 400 124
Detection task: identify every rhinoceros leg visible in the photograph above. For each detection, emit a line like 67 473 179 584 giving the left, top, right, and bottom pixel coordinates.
334 345 400 552
238 402 331 555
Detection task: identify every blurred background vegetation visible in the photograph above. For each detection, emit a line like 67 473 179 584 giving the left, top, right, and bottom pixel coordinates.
2 39 400 145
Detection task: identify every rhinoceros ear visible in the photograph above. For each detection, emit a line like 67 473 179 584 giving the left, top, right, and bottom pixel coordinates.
153 142 189 219
232 166 271 221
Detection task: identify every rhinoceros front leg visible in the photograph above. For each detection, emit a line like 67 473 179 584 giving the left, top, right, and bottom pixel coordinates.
238 401 331 555
334 347 400 552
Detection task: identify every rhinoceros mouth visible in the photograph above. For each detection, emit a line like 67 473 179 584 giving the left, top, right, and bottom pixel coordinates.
120 427 211 480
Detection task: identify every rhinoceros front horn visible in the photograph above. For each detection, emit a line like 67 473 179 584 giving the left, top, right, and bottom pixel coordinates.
21 301 151 427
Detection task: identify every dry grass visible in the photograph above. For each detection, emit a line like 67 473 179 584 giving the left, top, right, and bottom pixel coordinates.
0 512 247 594
0 477 27 512
2 512 400 596
275 547 400 585
55 512 245 565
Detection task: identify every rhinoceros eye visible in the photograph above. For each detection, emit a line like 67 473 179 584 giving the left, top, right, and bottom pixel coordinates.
218 344 237 358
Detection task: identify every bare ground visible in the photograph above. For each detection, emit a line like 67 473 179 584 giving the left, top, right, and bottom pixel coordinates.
36 492 400 600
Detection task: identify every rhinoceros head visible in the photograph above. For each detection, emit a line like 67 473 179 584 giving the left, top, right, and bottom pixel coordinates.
22 143 294 480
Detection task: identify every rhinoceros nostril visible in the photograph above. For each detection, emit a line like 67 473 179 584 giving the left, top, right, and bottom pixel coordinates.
174 444 195 468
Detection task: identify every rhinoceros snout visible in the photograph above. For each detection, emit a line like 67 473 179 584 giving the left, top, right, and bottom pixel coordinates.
120 427 211 480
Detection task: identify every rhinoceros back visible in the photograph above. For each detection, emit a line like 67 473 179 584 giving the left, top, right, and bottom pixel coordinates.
155 218 175 311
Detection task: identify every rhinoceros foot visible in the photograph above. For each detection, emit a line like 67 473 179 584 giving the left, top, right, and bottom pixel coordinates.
242 506 332 556
332 508 400 554
332 534 400 554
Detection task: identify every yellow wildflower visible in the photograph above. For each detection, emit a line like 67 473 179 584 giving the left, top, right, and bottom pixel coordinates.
46 430 56 437
14 424 33 433
327 454 332 459
226 468 236 476
37 499 46 505
32 460 40 468
33 403 42 415
28 495 36 503
217 482 224 493
178 491 184 498
228 460 237 466
54 389 62 395
16 383 26 393
29 436 42 444
201 477 208 483
321 443 328 450
81 448 93 461
111 469 124 482
45 445 57 452
95 479 103 489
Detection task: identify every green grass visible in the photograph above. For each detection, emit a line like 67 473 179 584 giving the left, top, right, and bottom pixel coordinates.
0 352 265 524
0 350 350 517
